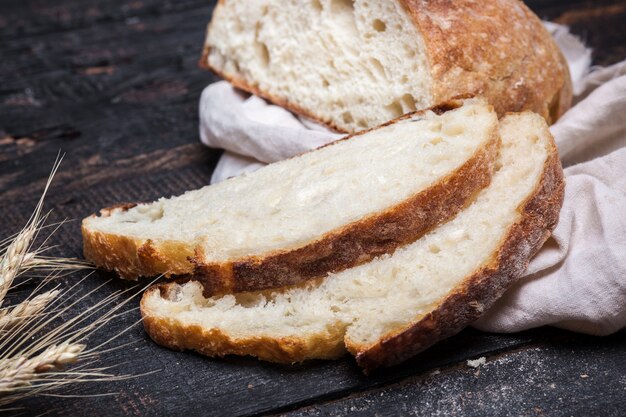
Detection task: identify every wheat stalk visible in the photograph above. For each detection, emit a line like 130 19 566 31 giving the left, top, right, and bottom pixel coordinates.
0 343 85 392
0 155 150 409
0 154 59 305
0 290 59 334
0 226 37 306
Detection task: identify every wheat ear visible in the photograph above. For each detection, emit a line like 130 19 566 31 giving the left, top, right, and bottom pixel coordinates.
0 154 161 409
0 343 85 393
0 155 61 306
0 290 59 335
0 230 37 306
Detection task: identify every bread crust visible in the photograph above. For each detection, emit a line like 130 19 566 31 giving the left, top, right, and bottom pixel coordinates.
193 128 498 295
403 0 571 125
201 0 572 130
83 101 499 294
82 207 196 279
350 122 565 370
140 114 564 370
141 282 348 363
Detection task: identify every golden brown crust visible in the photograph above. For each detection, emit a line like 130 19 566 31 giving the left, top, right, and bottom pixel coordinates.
403 0 571 124
350 128 565 370
192 127 498 295
140 115 564 370
83 101 499 294
142 315 347 363
141 284 347 363
201 0 572 129
82 210 197 279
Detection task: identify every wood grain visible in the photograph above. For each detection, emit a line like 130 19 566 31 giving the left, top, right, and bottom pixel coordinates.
0 0 624 415
285 330 626 417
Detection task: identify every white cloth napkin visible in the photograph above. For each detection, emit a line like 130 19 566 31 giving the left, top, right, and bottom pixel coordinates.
198 24 626 336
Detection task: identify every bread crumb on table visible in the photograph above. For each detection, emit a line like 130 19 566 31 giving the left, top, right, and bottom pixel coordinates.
467 357 487 368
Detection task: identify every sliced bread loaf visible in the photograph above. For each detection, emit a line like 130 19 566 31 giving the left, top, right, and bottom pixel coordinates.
83 99 499 292
140 112 564 370
202 0 572 132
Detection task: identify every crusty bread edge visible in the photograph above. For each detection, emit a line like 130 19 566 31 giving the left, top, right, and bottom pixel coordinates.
192 123 499 295
140 113 563 369
82 206 196 280
141 281 348 364
83 100 498 295
349 115 565 370
402 0 572 125
200 1 572 129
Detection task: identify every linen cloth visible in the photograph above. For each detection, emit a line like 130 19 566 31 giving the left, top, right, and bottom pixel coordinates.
198 24 626 336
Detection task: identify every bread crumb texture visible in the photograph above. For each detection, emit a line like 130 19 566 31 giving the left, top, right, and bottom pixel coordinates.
204 0 571 131
141 112 564 368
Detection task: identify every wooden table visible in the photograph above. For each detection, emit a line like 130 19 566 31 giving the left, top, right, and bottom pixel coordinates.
1 0 625 415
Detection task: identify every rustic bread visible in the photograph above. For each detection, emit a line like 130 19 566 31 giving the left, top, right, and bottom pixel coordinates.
140 112 564 370
202 0 572 132
83 99 499 292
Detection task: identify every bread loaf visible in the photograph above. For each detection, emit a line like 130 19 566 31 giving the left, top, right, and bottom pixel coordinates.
140 112 564 370
202 0 572 132
83 99 499 293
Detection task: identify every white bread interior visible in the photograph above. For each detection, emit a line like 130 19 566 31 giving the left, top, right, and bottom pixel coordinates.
141 112 557 365
84 100 496 264
205 0 432 132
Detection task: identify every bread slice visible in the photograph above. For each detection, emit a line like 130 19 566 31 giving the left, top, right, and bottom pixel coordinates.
202 0 572 132
83 99 499 292
140 112 564 370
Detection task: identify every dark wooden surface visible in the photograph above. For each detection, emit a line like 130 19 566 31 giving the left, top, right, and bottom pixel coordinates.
0 0 625 415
